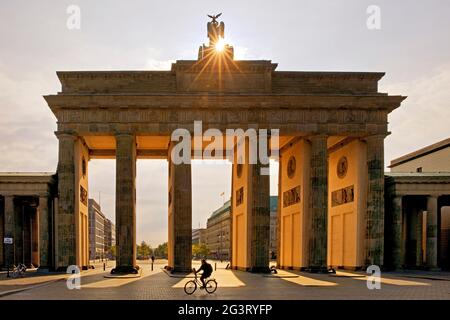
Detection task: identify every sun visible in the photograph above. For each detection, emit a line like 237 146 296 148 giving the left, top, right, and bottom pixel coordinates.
215 37 226 52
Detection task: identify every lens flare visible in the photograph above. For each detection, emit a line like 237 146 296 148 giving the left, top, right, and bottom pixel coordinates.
215 38 226 52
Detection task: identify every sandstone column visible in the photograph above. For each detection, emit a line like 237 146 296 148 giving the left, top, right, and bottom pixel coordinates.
31 206 39 267
23 206 32 267
365 135 385 267
249 160 270 272
4 195 15 267
415 209 424 267
426 195 439 269
38 195 50 270
308 135 328 272
56 132 77 270
168 144 192 273
14 200 24 265
112 133 137 274
391 196 404 269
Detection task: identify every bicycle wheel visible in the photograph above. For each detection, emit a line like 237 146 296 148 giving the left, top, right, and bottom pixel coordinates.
205 279 217 294
12 269 19 279
184 280 197 295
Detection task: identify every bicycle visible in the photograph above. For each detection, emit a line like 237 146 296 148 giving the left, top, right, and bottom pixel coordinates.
11 263 27 279
184 272 217 295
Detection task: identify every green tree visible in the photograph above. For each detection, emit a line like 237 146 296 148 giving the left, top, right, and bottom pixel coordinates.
137 241 151 259
192 243 210 258
154 242 168 258
110 245 116 259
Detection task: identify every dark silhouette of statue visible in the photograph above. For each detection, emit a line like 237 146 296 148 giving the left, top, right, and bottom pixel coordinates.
198 13 234 60
207 13 222 23
207 13 225 46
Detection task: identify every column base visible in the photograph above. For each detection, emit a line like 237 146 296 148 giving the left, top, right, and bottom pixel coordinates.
304 266 331 274
390 265 405 271
111 265 140 274
37 267 51 273
167 266 192 274
56 266 70 272
426 266 441 272
248 266 271 273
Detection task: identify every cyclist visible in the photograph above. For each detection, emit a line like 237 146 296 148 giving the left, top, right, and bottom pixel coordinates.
193 259 213 289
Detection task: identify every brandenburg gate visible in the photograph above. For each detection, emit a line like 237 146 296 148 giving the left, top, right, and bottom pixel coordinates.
43 15 405 273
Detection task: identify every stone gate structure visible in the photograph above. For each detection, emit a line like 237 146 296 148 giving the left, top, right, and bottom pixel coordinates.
41 16 405 273
12 16 450 274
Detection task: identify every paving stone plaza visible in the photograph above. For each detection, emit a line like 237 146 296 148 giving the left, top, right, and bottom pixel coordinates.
1 260 450 300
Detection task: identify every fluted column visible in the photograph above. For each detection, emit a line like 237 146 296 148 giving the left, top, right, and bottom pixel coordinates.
38 196 49 269
14 200 24 265
426 195 439 269
168 142 192 273
23 206 32 267
56 132 77 270
391 196 404 269
31 206 39 267
249 159 270 272
365 135 385 267
415 209 424 267
308 135 328 271
4 195 15 268
112 133 137 274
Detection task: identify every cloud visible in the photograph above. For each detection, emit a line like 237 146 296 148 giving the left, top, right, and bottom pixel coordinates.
0 68 57 171
382 63 450 166
145 58 175 70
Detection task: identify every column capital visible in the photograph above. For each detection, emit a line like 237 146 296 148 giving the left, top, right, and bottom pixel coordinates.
363 134 386 143
38 195 49 205
37 191 51 198
306 134 328 142
114 131 135 138
55 131 77 139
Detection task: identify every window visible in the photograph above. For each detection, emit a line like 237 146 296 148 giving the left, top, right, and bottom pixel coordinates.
416 167 423 173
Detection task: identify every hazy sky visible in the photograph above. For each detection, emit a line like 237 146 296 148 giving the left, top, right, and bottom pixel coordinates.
1 0 449 247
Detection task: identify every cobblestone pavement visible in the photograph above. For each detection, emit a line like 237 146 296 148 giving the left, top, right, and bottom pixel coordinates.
0 261 111 296
1 260 449 300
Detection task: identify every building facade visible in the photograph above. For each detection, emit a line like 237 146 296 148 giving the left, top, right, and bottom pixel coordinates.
88 199 114 261
206 200 232 261
192 228 207 245
0 173 56 271
385 138 450 270
88 199 105 260
104 218 116 259
206 197 278 261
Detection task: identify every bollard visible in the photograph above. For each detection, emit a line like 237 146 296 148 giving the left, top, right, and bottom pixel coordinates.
215 263 217 271
151 262 154 271
103 262 106 271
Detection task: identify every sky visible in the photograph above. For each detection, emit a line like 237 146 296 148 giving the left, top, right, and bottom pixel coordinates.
1 0 449 247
